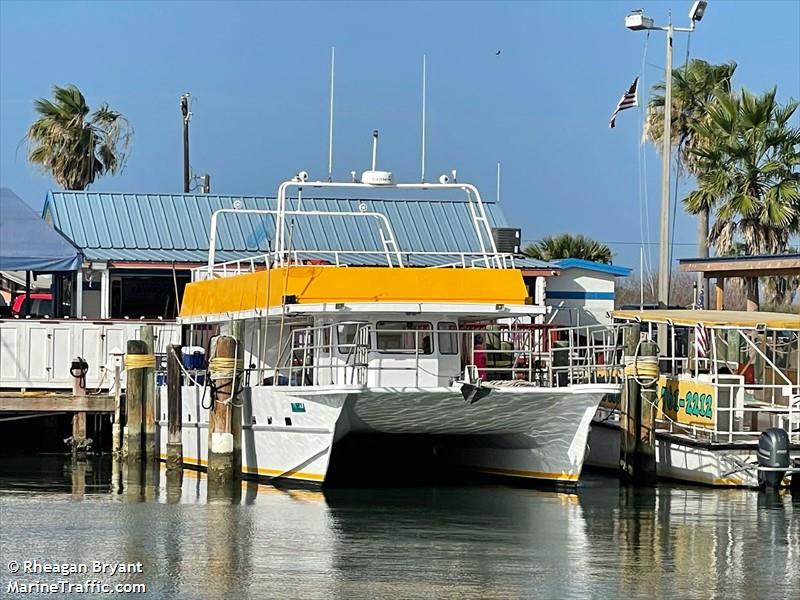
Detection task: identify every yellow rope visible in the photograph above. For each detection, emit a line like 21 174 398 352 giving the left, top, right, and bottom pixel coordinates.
208 356 244 380
624 356 659 378
125 354 156 370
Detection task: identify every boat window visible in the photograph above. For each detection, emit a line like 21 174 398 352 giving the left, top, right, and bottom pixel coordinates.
319 325 331 355
337 323 360 354
376 321 433 354
438 322 458 355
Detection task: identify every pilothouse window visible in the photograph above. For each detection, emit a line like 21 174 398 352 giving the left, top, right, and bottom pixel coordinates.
438 322 458 355
337 323 360 353
376 321 433 354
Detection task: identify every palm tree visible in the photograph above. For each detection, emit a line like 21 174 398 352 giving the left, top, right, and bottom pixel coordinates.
687 88 800 310
25 84 132 190
644 59 737 266
523 234 613 264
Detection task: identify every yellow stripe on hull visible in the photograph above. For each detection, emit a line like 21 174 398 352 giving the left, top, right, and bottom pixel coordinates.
165 454 325 482
469 466 581 482
180 266 528 318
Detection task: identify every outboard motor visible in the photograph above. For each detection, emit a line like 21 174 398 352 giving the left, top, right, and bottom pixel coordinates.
757 428 790 489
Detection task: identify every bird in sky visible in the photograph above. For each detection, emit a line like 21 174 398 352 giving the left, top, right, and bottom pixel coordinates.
495 50 501 55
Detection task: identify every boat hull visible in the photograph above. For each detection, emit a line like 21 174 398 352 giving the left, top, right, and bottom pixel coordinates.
586 416 790 488
158 383 616 485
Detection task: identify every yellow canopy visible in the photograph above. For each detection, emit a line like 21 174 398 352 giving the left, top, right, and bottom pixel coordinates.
612 309 800 330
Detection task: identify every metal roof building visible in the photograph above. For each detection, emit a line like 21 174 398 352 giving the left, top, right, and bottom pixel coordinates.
43 191 553 269
41 191 556 319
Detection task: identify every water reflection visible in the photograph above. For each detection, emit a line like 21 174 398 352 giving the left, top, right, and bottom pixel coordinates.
0 457 798 599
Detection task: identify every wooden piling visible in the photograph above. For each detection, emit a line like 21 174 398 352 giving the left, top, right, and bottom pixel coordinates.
231 321 243 477
166 344 183 471
619 323 641 481
125 339 146 462
141 325 157 462
71 358 88 459
207 333 242 484
112 364 122 457
635 340 659 484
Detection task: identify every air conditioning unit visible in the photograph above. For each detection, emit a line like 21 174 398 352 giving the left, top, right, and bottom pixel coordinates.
491 228 521 254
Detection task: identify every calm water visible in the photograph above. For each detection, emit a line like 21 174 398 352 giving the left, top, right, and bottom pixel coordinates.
0 456 798 599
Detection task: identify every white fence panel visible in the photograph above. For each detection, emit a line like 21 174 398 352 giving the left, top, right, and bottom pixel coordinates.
0 320 182 390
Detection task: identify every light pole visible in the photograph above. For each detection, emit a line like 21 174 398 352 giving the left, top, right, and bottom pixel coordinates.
626 1 708 309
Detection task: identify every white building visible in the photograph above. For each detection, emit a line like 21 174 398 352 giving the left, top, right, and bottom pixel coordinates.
545 259 631 326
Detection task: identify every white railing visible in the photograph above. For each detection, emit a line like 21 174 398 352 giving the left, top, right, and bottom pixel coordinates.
240 322 626 389
191 249 522 281
623 319 800 446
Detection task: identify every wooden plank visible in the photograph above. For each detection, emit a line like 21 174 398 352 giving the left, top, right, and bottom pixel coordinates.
0 395 115 412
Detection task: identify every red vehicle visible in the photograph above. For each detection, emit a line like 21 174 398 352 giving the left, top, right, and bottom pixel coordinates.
11 293 52 317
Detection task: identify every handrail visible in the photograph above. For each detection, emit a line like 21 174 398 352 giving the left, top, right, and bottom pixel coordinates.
251 322 627 389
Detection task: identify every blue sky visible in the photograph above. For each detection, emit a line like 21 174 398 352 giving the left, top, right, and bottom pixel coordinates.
1 0 798 271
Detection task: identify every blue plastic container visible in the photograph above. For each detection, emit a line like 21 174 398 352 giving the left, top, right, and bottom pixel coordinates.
181 346 206 385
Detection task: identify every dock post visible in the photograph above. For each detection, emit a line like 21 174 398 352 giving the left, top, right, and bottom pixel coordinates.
112 362 123 457
231 321 243 477
69 357 89 459
166 344 183 471
635 340 659 485
124 339 147 463
207 331 242 485
141 325 157 462
619 323 641 481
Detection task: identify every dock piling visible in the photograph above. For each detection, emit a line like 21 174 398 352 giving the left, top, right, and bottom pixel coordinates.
207 328 242 485
166 344 183 471
69 357 90 459
620 325 659 485
112 362 123 457
635 340 659 484
141 325 157 462
124 339 147 463
619 324 641 481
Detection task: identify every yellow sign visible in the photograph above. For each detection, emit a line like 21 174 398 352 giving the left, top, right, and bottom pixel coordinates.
658 376 715 428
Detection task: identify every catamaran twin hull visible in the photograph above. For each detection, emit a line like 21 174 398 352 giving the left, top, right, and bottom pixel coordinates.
157 383 618 485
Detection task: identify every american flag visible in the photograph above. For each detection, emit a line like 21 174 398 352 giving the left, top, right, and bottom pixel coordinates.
696 287 705 310
696 321 709 359
608 77 639 129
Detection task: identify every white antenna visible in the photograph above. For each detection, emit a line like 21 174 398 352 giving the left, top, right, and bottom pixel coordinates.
421 54 427 183
328 47 335 182
371 130 378 170
496 161 501 203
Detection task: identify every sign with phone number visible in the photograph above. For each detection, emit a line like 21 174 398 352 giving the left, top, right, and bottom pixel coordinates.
658 376 715 427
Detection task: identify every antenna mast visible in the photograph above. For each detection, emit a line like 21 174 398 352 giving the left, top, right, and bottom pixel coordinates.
328 47 335 182
421 54 427 182
496 161 501 203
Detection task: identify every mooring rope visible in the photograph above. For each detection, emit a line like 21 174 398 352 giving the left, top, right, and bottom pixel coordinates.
623 338 660 386
124 354 156 370
208 356 244 381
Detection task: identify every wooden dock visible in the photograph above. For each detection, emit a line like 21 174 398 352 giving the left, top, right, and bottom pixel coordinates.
0 391 115 413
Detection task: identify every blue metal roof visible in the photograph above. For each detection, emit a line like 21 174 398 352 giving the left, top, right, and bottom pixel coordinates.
551 258 631 277
43 191 554 269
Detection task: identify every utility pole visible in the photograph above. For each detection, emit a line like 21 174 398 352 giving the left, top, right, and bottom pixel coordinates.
658 24 673 309
180 94 191 193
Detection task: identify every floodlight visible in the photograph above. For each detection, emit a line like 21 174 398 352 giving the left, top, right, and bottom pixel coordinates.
689 0 707 22
625 10 654 31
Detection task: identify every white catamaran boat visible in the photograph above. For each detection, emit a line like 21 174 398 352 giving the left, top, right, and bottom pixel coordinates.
157 147 624 486
587 309 800 488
